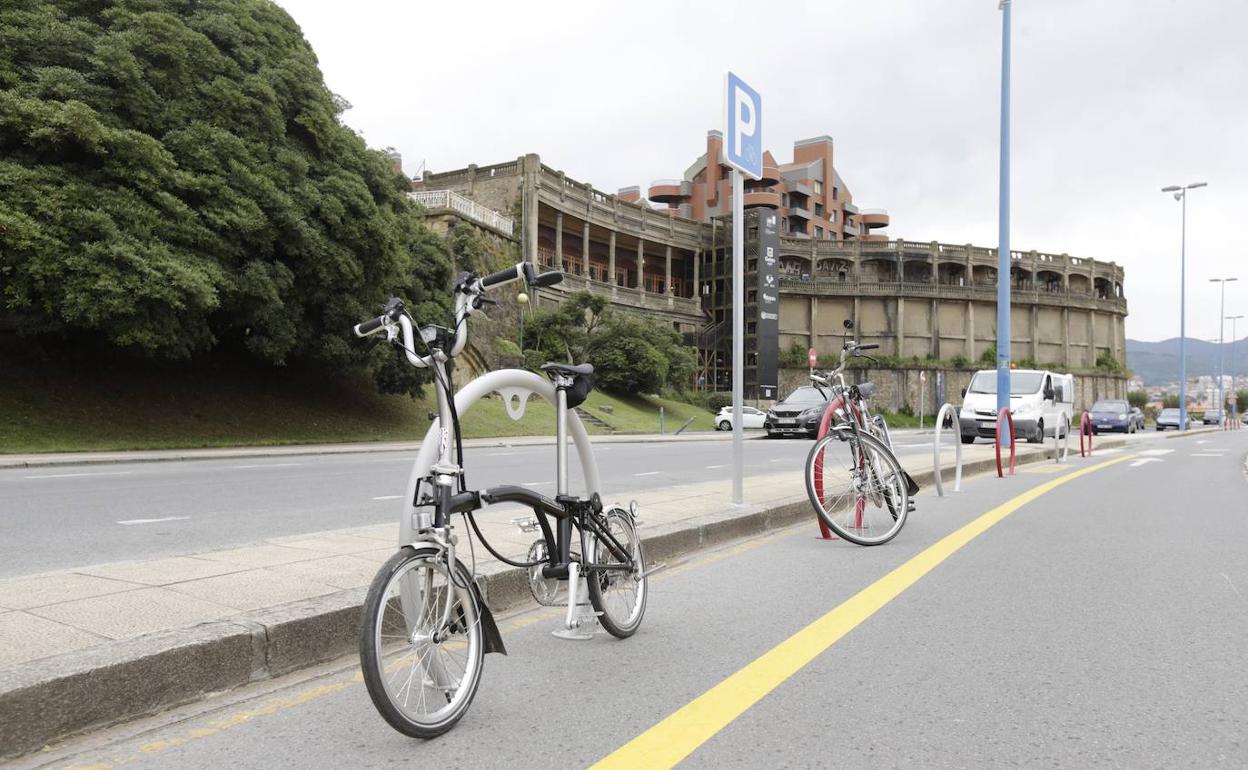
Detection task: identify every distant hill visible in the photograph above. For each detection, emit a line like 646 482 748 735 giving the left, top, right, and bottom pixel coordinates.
1126 337 1248 386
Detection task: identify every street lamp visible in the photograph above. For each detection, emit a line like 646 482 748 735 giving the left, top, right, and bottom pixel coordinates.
1210 277 1237 418
517 291 529 351
1230 313 1245 420
1161 181 1207 431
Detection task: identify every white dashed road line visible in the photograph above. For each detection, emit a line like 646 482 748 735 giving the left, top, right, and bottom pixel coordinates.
24 471 134 480
116 516 190 525
371 495 403 501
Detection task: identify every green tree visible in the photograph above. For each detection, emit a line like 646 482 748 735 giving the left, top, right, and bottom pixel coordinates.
979 345 996 366
0 0 448 394
1127 390 1148 409
1163 394 1180 409
1236 389 1247 414
1095 352 1123 372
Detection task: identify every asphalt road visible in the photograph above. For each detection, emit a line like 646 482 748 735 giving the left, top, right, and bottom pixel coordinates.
25 430 1248 769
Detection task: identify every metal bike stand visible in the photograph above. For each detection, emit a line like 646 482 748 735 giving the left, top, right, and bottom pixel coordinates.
551 562 600 641
932 403 962 496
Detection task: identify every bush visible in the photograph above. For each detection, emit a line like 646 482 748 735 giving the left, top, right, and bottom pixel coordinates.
897 403 914 417
980 346 997 366
950 353 970 369
1127 390 1148 409
1095 352 1123 372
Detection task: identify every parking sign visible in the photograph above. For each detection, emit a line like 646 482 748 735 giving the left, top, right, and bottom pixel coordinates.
724 72 762 179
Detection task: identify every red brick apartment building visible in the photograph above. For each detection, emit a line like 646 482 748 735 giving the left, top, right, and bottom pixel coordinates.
618 131 889 243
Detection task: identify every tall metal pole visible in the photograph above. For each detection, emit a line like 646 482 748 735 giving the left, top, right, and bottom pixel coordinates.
1217 280 1226 415
731 169 744 504
1230 315 1244 420
995 0 1012 414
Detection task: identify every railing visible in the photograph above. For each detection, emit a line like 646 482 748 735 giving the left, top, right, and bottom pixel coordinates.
409 190 514 235
546 272 705 318
776 276 1128 311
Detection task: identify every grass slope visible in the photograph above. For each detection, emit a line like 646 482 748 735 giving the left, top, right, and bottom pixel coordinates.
0 350 713 454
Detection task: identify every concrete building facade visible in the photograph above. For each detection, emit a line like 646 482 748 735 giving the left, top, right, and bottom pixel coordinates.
412 155 1128 395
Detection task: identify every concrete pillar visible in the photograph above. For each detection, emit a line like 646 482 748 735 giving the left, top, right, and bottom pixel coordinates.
582 220 590 277
638 238 645 300
966 301 975 359
810 296 818 351
1063 307 1071 368
608 231 617 295
896 297 905 358
523 154 539 265
1088 311 1096 368
853 296 862 344
931 298 940 359
665 245 673 293
1031 304 1038 363
693 248 701 301
554 211 564 271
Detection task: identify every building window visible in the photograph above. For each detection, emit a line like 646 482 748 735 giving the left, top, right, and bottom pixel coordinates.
815 226 824 239
827 210 835 223
814 180 823 194
814 203 824 217
832 187 839 200
782 193 789 207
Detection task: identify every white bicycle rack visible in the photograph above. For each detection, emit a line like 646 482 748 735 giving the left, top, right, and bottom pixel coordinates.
932 402 963 496
1054 411 1071 463
402 369 604 640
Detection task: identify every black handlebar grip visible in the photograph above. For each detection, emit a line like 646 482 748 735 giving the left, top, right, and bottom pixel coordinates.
354 314 386 337
478 264 523 289
858 343 880 350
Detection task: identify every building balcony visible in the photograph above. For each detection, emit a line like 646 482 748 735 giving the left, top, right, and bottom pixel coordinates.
540 271 708 323
788 205 812 220
860 233 889 242
742 190 781 208
759 161 781 185
776 276 1128 314
648 179 692 204
860 209 890 229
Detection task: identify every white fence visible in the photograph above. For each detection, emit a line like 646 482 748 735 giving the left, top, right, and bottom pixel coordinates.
409 189 514 236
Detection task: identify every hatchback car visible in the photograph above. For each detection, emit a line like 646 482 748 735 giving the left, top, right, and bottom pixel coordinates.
1155 408 1190 431
1088 399 1135 434
715 405 766 431
764 386 829 438
1202 409 1224 426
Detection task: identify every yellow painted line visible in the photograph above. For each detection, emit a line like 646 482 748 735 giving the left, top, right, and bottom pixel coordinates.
591 453 1135 770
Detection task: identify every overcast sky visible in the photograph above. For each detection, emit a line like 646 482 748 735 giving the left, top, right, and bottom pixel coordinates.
276 0 1246 343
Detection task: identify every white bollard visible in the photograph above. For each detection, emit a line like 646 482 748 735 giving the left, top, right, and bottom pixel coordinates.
933 402 963 496
1054 412 1071 463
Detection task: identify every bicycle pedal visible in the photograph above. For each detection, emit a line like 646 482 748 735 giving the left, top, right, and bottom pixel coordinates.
511 515 540 534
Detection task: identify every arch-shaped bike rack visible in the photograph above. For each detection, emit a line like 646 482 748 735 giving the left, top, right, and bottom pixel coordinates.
932 402 962 496
995 407 1016 477
1053 411 1071 463
1079 410 1093 457
401 369 601 545
811 395 865 540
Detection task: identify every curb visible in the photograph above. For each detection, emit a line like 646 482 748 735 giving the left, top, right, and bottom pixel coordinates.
0 432 762 471
0 433 1139 759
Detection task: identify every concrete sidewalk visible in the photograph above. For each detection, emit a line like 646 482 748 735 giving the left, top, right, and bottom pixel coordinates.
0 434 1140 758
0 429 757 470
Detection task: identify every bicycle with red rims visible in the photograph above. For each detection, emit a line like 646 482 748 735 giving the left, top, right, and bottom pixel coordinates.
804 334 917 546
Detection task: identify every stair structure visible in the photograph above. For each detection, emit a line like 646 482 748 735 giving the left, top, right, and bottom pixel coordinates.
574 406 615 434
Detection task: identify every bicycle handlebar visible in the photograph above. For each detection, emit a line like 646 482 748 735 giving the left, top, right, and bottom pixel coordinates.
478 262 533 290
354 297 404 338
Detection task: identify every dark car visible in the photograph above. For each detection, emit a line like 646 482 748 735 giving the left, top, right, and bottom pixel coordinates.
764 386 828 438
1089 399 1135 434
1202 409 1224 426
1155 408 1190 431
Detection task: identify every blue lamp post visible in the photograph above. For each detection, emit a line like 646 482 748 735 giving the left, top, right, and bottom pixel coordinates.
996 0 1013 414
1161 182 1207 431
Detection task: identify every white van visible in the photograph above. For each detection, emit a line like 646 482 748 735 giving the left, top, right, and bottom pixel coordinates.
958 369 1074 444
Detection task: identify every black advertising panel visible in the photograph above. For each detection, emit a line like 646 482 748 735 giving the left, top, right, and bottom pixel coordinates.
757 211 780 399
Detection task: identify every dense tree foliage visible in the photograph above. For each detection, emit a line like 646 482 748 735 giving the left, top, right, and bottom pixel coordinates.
520 291 695 394
0 0 449 393
1127 390 1148 409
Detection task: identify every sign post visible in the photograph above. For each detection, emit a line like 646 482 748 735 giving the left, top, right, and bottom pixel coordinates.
919 369 927 430
725 71 762 505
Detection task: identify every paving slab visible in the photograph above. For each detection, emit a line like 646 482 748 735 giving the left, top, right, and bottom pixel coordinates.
78 556 247 586
0 611 106 669
0 572 141 610
28 587 234 640
162 570 340 612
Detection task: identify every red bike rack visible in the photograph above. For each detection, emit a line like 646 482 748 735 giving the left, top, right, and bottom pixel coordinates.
994 408 1016 477
812 396 863 541
1079 410 1093 457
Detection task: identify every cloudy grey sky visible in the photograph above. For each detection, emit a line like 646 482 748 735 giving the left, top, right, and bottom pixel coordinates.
276 0 1246 343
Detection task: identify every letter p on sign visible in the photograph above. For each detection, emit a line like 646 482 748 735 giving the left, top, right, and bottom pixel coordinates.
724 72 762 179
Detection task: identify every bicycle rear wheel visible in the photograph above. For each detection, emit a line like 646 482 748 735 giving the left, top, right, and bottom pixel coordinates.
806 429 909 546
586 507 647 638
359 545 484 738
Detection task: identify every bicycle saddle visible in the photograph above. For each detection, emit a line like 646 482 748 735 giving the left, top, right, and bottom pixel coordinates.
858 382 876 398
540 362 594 377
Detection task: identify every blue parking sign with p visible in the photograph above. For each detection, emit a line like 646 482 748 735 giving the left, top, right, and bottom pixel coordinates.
725 72 762 179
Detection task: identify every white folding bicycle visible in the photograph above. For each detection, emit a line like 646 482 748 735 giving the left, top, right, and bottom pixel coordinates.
352 262 648 739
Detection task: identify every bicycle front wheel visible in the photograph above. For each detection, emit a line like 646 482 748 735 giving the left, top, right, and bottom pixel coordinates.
806 429 910 546
586 507 647 638
359 546 484 738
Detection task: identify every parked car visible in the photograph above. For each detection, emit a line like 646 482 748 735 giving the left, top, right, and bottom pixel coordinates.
959 369 1074 444
1088 399 1136 434
1129 406 1146 431
715 405 766 431
1155 408 1191 431
1202 409 1224 426
764 386 829 438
